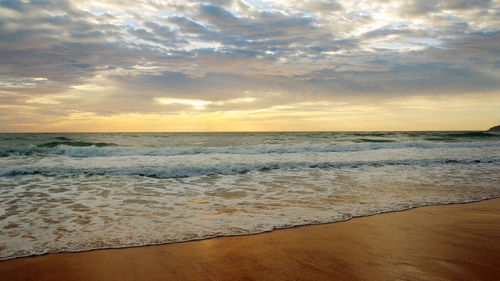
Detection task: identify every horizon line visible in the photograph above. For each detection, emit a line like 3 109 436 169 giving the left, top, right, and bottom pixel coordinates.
0 129 494 134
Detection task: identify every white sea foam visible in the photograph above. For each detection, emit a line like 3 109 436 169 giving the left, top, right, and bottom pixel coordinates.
51 141 500 157
0 132 499 260
0 158 498 178
0 163 499 260
2 140 499 157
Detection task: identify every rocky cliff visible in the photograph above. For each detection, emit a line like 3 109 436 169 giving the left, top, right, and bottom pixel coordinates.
487 125 500 131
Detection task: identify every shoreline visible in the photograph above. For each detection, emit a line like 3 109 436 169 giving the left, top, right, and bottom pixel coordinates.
1 198 500 280
1 196 498 262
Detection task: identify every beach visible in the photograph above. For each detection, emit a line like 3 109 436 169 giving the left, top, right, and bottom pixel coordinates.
2 0 500 278
1 198 499 281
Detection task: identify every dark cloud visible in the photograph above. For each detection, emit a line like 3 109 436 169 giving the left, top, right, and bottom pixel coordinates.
168 16 210 34
1 0 88 17
111 71 270 101
399 0 494 15
68 63 92 68
362 28 425 40
0 0 26 12
294 62 500 98
198 4 239 26
306 0 343 11
442 0 492 10
195 3 318 40
399 1 440 15
70 30 107 40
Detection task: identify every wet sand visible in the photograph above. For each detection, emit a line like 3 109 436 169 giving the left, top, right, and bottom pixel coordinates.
1 198 499 281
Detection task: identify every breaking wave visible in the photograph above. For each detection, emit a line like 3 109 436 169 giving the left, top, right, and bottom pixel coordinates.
13 141 500 157
1 158 498 178
36 141 117 148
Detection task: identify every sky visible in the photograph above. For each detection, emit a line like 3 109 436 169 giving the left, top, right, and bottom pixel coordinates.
0 0 499 132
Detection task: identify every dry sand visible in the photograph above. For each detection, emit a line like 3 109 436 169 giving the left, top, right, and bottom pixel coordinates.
1 198 499 281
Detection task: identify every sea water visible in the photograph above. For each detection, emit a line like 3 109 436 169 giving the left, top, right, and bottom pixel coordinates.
0 131 499 260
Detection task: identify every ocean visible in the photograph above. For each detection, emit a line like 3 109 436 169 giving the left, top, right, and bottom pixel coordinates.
0 131 499 260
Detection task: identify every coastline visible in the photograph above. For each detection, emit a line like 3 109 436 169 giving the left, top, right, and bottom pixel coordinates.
1 197 498 262
1 198 499 280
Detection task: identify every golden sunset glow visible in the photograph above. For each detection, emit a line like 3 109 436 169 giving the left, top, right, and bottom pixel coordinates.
4 93 497 132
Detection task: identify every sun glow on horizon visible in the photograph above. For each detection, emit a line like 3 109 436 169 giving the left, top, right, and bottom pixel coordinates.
2 93 498 132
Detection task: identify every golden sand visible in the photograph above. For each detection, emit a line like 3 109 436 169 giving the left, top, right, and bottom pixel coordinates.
1 198 499 280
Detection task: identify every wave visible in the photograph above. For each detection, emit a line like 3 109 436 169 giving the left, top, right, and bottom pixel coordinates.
1 158 498 178
351 132 396 137
40 141 500 157
36 141 117 148
445 131 498 138
54 136 72 141
349 131 499 139
424 131 499 141
1 140 500 157
356 138 395 143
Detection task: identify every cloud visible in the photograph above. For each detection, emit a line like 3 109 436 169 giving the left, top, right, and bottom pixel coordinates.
168 16 209 34
0 0 499 130
398 0 494 16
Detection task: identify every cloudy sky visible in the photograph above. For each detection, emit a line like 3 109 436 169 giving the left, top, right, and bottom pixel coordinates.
0 0 499 131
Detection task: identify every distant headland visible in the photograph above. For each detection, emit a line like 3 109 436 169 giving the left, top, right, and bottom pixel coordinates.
487 125 500 131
